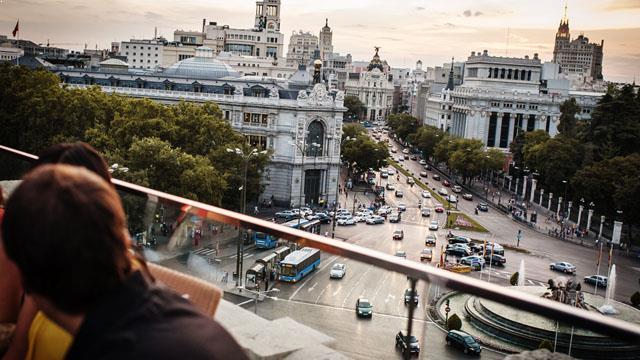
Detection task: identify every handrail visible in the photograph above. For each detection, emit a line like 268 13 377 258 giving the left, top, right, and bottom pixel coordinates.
2 144 639 343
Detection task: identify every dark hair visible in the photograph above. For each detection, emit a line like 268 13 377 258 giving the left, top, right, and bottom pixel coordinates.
35 142 111 183
1 165 132 314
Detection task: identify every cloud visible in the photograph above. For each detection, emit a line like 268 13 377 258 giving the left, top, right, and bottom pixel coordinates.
463 9 483 17
606 0 640 10
416 6 425 11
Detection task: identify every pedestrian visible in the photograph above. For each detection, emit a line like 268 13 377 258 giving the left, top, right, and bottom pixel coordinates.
254 206 259 215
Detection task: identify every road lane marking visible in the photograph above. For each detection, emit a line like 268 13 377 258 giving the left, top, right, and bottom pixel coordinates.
315 284 329 304
371 272 390 303
341 265 372 308
308 282 318 292
288 255 337 300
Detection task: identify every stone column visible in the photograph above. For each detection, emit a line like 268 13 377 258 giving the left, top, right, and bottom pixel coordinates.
567 201 573 220
577 205 584 229
530 179 537 203
586 209 594 233
515 177 519 196
507 177 512 192
548 193 553 210
495 112 503 147
521 176 527 198
557 196 562 216
539 188 544 205
598 215 605 239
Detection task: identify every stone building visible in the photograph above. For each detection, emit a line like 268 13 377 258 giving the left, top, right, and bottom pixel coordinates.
54 46 345 207
345 48 394 122
285 31 318 67
552 7 604 80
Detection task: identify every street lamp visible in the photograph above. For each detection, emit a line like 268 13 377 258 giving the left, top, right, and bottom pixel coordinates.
290 138 321 227
226 147 268 288
562 180 568 218
332 136 356 238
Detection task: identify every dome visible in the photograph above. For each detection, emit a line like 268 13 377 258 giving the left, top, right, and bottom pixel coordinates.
164 47 240 80
367 47 385 72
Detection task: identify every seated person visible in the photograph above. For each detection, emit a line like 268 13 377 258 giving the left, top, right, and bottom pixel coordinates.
1 165 247 359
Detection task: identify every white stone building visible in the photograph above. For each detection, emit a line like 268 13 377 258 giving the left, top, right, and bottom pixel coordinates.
119 38 164 70
285 31 318 67
56 47 345 207
319 19 333 61
345 49 394 122
216 51 295 79
0 46 24 62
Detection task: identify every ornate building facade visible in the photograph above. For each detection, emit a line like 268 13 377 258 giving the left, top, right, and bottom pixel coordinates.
55 47 345 207
344 48 394 121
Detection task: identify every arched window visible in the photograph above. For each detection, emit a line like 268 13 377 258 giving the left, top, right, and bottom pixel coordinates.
513 69 519 80
507 69 512 79
306 120 325 157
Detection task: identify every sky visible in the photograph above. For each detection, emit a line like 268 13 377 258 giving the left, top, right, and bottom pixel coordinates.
1 0 639 82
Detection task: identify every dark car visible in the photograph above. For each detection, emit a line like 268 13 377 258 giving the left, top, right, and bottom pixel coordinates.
433 174 441 181
311 213 332 224
446 330 481 355
355 298 373 318
395 190 404 198
584 275 608 287
393 230 405 240
443 179 451 187
477 203 489 212
396 331 420 355
425 234 437 246
484 254 506 266
404 288 419 304
470 243 483 253
448 235 471 245
410 155 418 161
446 247 472 257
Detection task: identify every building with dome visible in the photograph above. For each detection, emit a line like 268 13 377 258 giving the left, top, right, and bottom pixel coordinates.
54 47 346 207
344 48 394 121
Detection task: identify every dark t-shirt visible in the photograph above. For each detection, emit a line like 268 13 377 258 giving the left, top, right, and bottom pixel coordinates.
65 272 247 360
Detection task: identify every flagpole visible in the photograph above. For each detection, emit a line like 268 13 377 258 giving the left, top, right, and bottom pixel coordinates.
16 19 20 67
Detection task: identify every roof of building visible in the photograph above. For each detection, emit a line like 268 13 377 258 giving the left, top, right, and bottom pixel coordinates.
10 56 54 70
367 47 385 72
164 47 240 80
100 58 129 67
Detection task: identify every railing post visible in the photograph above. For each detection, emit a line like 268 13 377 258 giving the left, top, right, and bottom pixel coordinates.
405 277 417 360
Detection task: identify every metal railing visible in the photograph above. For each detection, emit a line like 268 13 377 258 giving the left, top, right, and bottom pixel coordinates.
2 143 639 345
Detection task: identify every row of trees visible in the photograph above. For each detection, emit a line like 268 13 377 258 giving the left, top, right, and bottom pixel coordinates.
510 85 640 238
0 64 270 211
340 123 389 177
386 114 505 185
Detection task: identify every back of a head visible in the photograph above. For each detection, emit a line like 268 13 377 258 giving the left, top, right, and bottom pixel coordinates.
1 164 131 314
36 142 112 183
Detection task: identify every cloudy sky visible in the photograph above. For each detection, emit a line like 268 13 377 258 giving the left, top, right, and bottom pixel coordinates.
1 0 639 82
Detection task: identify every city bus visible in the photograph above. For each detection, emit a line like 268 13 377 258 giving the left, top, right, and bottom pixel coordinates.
281 219 321 235
253 231 279 249
245 246 291 289
278 247 321 282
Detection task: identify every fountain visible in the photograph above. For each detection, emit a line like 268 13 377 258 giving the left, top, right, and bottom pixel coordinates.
598 264 618 315
517 259 526 286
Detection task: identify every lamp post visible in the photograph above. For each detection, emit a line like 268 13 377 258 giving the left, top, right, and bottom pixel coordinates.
226 147 267 288
290 138 321 228
332 136 356 238
562 179 568 218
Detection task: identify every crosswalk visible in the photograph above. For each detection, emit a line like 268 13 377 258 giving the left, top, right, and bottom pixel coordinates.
479 268 548 286
192 247 217 258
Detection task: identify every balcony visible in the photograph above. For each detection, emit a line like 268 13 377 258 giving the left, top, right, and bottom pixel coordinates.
1 144 639 359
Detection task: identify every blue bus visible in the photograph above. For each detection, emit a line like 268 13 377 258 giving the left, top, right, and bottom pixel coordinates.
281 219 321 234
279 247 321 282
254 231 279 249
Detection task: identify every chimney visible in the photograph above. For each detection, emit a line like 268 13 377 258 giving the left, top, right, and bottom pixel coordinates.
202 19 206 33
471 51 476 56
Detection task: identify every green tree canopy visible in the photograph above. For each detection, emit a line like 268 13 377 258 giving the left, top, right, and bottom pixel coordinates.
343 95 365 122
341 123 366 141
408 125 445 160
558 98 580 137
387 114 419 142
341 134 388 176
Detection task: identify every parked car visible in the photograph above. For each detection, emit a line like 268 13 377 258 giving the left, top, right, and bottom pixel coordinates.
447 195 458 203
477 203 489 212
462 193 473 201
393 230 405 240
398 156 404 162
452 185 462 193
425 234 437 246
386 183 396 190
446 330 481 355
460 255 486 266
406 177 415 185
484 254 506 266
420 248 433 262
404 154 410 160
395 250 407 258
391 148 397 153
584 275 608 287
355 298 373 318
448 235 471 244
443 179 451 187
478 242 504 255
447 243 472 252
424 164 431 170
419 171 428 178
550 262 576 274
421 190 431 198
403 289 419 304
397 203 407 212
380 171 389 179
337 217 356 226
433 174 441 181
366 215 385 225
353 215 367 223
470 242 484 253
330 263 346 279
395 190 404 198
419 160 427 165
428 220 439 231
421 208 431 217
275 210 296 220
410 155 418 161
387 168 396 175
402 148 409 154
446 247 472 257
396 331 420 355
438 188 448 196
388 213 401 223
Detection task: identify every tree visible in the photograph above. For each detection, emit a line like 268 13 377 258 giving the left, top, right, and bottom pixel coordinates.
447 313 462 331
524 137 582 194
447 139 485 185
509 130 526 167
558 98 580 137
342 123 365 141
387 114 419 142
343 95 365 122
409 125 444 160
341 134 389 176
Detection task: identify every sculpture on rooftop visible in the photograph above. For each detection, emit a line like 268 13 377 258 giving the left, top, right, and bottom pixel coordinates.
543 278 588 310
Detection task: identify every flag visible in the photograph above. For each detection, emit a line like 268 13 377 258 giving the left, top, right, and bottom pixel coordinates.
12 20 19 37
607 244 613 268
596 243 602 267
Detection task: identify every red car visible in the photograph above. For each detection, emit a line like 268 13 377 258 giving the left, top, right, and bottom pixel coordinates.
435 204 445 213
443 180 451 187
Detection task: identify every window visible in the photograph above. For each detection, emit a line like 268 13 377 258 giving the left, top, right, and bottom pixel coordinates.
247 135 267 150
224 111 230 120
467 68 478 77
306 121 325 157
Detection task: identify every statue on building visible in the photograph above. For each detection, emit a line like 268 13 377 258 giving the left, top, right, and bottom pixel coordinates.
269 88 279 98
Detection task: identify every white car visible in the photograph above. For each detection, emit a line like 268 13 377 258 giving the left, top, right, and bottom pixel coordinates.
330 263 346 279
337 217 356 226
447 195 458 203
419 160 427 165
421 191 431 198
356 209 374 217
461 255 486 266
366 215 385 224
429 221 439 231
438 188 448 196
387 168 396 175
397 203 407 212
397 157 404 162
353 216 368 223
402 149 409 154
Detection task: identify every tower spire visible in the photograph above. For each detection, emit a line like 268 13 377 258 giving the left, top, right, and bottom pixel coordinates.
446 57 455 91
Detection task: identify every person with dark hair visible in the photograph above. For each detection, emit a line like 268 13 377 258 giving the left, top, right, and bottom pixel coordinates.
34 142 112 183
2 165 246 359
